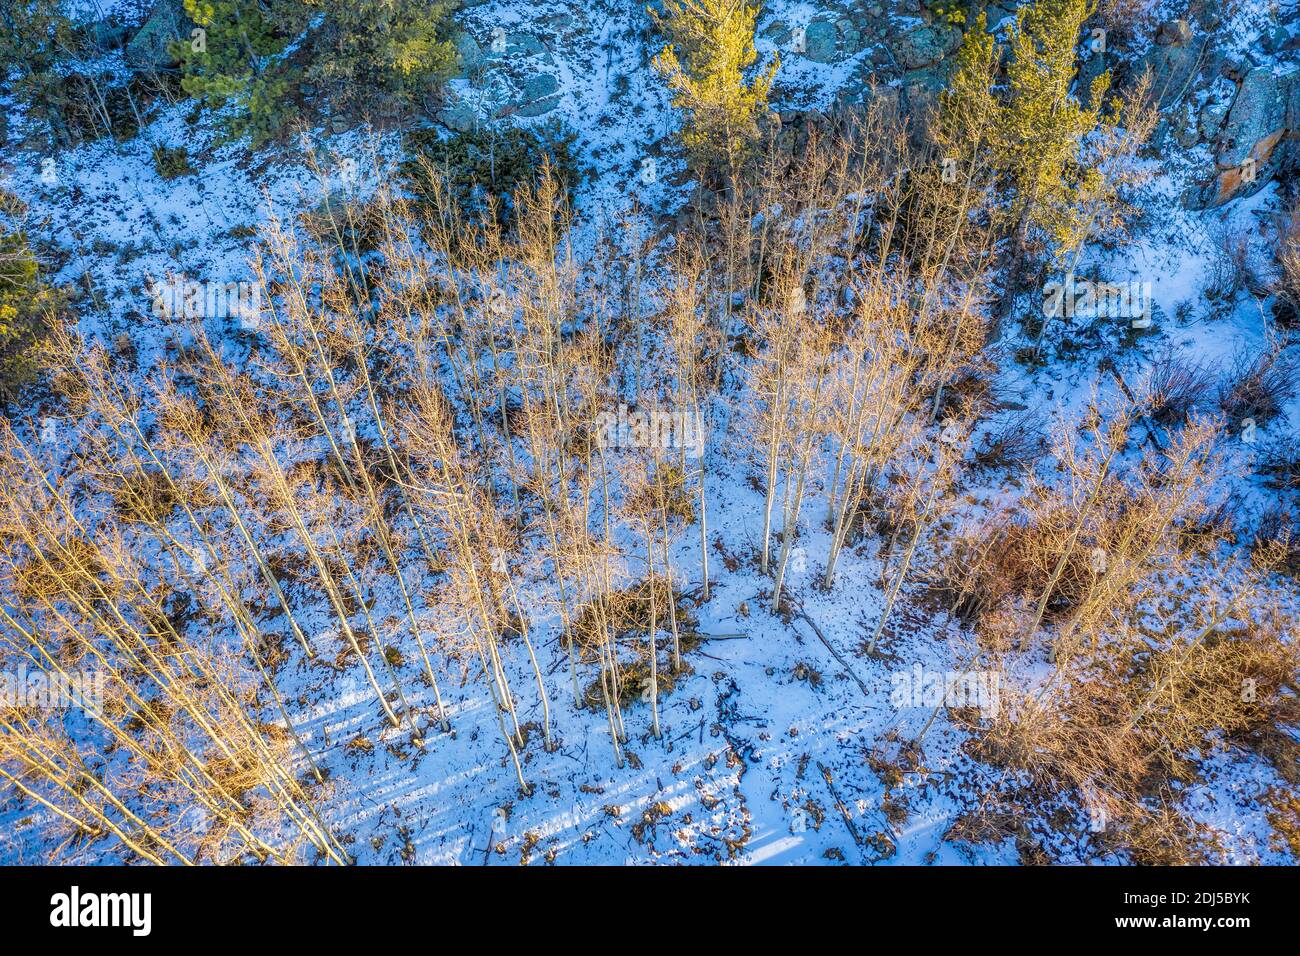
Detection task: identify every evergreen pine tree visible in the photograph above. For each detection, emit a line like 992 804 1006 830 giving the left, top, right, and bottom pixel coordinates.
650 0 778 183
996 0 1108 267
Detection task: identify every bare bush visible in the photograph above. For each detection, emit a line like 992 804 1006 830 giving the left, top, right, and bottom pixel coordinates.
1253 506 1300 578
1275 197 1300 325
973 409 1047 471
1217 347 1298 428
979 566 1294 863
1202 222 1253 303
1145 351 1218 427
1258 438 1300 492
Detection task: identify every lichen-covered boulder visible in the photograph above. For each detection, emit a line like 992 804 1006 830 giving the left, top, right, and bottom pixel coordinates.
1134 31 1208 108
804 21 840 63
516 73 561 117
888 22 961 71
1185 67 1298 208
1156 19 1193 46
124 1 186 71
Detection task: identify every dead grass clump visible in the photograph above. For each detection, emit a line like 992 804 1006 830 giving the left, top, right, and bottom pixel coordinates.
111 467 195 526
972 410 1046 471
945 806 1027 850
1258 440 1300 492
1146 352 1218 427
1203 224 1253 304
1264 788 1300 861
581 656 689 710
13 536 115 603
1139 623 1300 769
626 461 696 525
976 605 1298 862
1107 803 1225 865
937 511 1102 627
1252 507 1300 578
1274 198 1300 325
571 574 696 652
1217 348 1297 429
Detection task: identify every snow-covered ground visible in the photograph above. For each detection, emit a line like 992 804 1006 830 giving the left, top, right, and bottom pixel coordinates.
0 0 1296 865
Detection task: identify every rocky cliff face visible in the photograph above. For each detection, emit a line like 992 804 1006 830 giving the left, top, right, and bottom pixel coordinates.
94 1 1299 208
1134 9 1300 209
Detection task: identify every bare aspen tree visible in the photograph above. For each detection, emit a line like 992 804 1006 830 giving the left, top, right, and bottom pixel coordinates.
666 241 719 601
865 438 962 655
1018 396 1138 652
768 306 834 613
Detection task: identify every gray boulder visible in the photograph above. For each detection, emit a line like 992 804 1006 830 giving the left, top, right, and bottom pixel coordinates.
1155 19 1193 46
516 73 561 117
889 23 961 71
1077 47 1107 108
1134 32 1207 108
505 33 549 58
1216 67 1289 169
763 21 793 47
125 1 186 71
1198 97 1231 140
1189 67 1298 207
837 19 863 56
80 19 132 50
805 21 840 63
436 100 480 133
521 73 559 101
454 32 485 76
900 66 947 139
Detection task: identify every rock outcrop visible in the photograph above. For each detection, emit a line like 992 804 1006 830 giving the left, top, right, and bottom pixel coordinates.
888 22 961 71
1125 15 1300 209
124 1 187 71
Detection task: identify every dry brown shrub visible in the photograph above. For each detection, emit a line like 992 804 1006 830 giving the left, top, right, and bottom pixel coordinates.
1275 198 1300 323
975 603 1298 862
1265 788 1300 860
1217 347 1297 428
570 574 695 654
1146 352 1218 427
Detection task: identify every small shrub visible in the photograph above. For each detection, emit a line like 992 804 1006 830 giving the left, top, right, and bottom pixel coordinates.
572 575 698 653
1202 223 1252 303
0 227 57 402
973 410 1046 471
400 122 580 229
1217 348 1297 428
152 144 194 180
1252 506 1300 577
299 194 389 255
628 461 697 525
934 507 1107 629
1265 788 1300 860
1275 198 1300 322
1258 439 1300 492
977 608 1297 863
1145 352 1217 427
111 467 195 526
